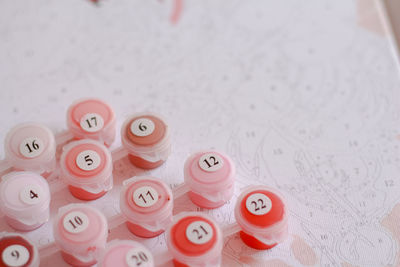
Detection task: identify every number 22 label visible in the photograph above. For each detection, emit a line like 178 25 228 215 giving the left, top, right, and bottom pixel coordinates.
245 193 272 216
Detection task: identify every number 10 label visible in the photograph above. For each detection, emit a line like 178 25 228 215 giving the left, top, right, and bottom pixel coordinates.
63 211 89 234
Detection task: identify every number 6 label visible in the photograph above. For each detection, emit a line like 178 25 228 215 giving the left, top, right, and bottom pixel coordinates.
19 137 44 158
130 118 155 137
245 193 272 216
80 113 104 133
63 211 89 234
2 244 30 267
186 221 213 245
76 150 101 171
199 153 223 172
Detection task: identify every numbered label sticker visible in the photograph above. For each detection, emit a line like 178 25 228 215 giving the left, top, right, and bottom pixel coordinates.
130 118 155 137
76 150 101 171
19 137 44 158
186 220 213 245
19 184 43 205
198 153 224 172
126 247 152 267
80 113 104 133
133 186 159 208
2 244 30 267
245 193 272 216
63 211 89 234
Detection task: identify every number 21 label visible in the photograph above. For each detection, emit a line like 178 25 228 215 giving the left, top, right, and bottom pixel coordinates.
245 193 272 216
133 186 159 208
199 153 223 172
2 244 30 267
186 221 213 245
76 150 101 171
80 113 104 133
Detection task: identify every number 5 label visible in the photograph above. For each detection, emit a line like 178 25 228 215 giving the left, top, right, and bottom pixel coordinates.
245 193 272 216
2 244 30 267
199 153 223 172
19 137 44 158
76 150 101 171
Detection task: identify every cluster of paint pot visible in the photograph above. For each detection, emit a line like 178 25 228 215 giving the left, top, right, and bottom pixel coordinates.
0 98 289 267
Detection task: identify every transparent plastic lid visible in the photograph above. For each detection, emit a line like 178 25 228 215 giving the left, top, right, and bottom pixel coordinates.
0 172 50 226
67 98 116 146
4 122 56 174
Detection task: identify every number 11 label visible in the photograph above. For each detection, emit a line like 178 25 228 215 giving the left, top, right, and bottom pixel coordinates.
133 186 159 208
245 193 272 216
199 153 223 172
80 113 104 133
2 244 30 267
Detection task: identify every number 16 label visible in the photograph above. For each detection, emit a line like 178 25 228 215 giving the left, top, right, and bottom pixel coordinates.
19 184 42 205
199 153 223 172
19 137 44 158
2 244 30 267
246 193 272 216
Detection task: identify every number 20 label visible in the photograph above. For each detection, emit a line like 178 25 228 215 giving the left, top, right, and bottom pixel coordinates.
2 244 30 267
125 247 152 267
245 193 272 216
76 150 101 171
19 137 44 158
199 153 223 172
186 221 213 245
63 211 89 234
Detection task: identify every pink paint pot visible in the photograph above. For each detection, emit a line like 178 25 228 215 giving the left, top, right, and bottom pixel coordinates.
120 176 173 238
59 139 113 201
67 98 116 147
2 123 56 175
166 212 222 267
0 172 50 231
234 185 288 250
53 204 108 267
183 151 235 209
99 239 154 267
121 113 171 169
0 232 40 267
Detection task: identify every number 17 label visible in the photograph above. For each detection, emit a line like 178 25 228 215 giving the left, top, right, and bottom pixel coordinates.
80 113 104 133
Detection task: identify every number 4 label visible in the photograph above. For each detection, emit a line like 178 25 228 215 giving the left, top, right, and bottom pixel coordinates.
19 184 43 205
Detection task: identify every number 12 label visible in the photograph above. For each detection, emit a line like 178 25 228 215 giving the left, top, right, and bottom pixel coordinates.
80 113 104 133
199 153 223 172
245 193 272 216
2 244 30 267
186 221 213 245
133 186 159 208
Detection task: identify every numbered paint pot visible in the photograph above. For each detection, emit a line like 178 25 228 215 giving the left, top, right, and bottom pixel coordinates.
121 113 171 169
120 176 173 238
67 98 116 147
0 232 39 267
53 204 108 267
99 239 154 267
3 123 56 174
166 212 223 267
234 185 288 250
184 151 235 209
59 139 113 200
0 172 50 231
